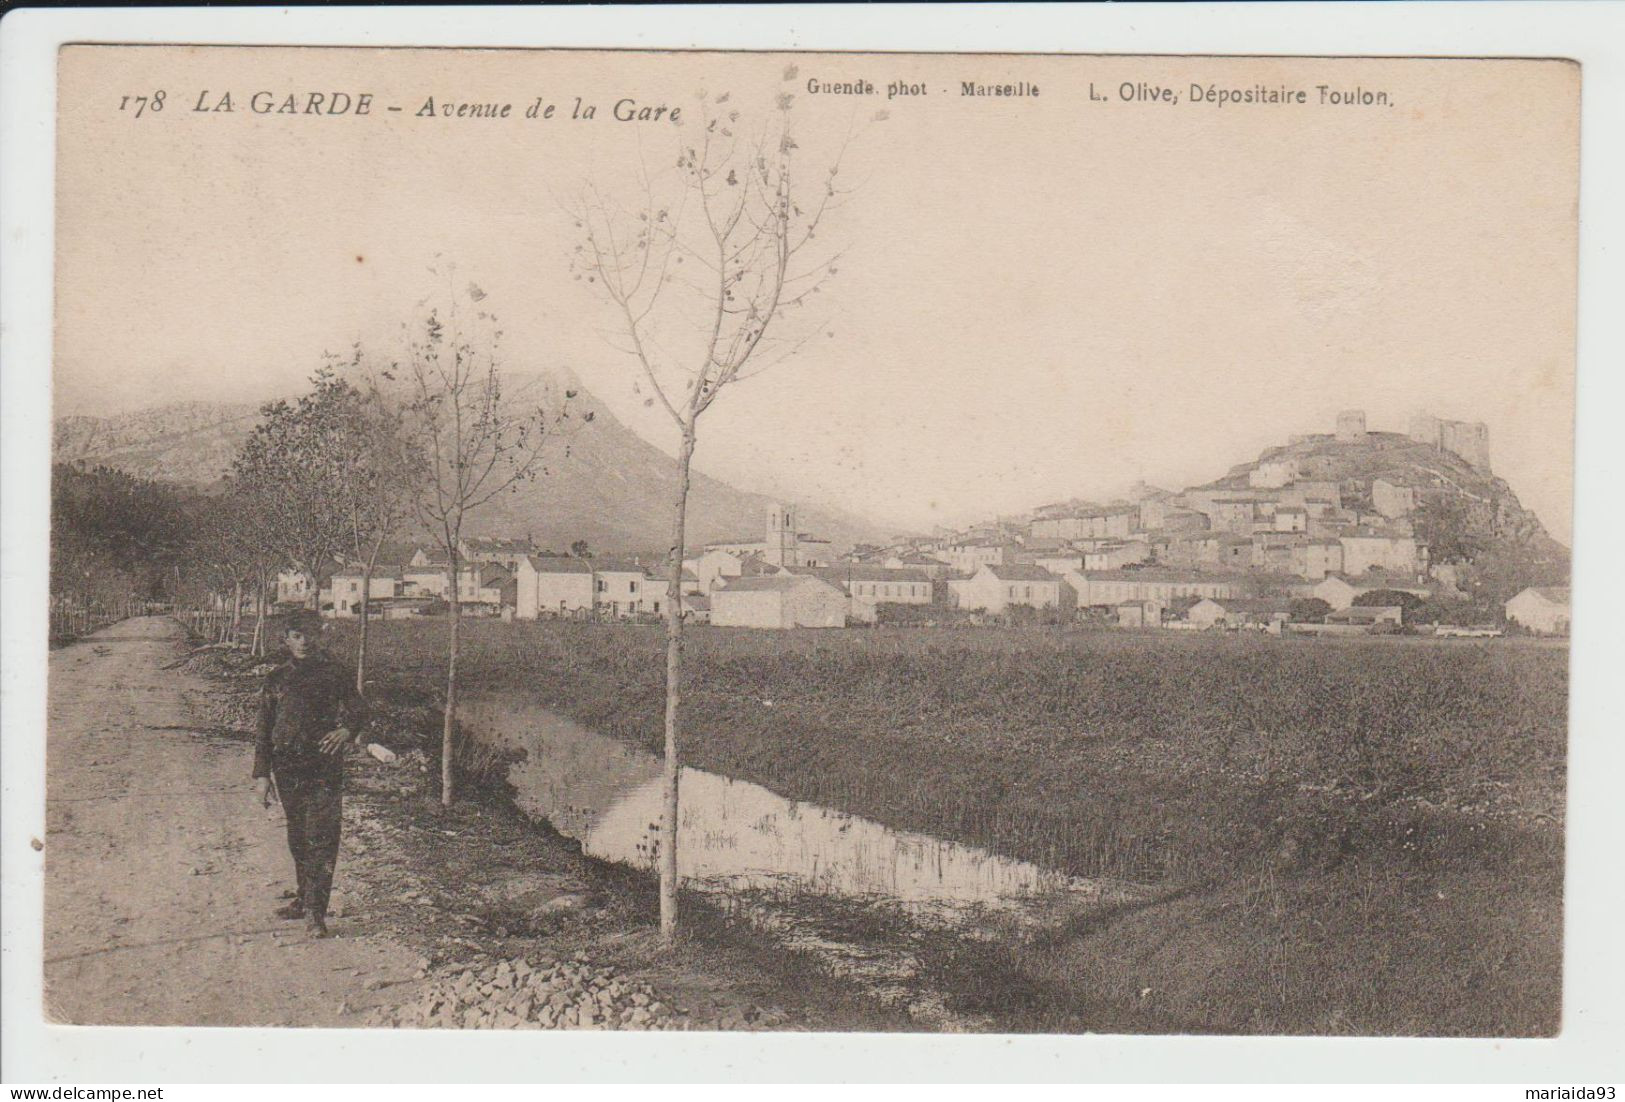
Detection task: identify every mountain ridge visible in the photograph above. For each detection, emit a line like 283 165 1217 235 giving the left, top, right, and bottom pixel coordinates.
51 378 892 555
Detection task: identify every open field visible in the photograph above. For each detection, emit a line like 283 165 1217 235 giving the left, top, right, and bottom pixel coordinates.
326 618 1568 1035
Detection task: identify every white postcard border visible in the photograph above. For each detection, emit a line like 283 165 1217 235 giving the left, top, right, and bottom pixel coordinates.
3 3 1623 1085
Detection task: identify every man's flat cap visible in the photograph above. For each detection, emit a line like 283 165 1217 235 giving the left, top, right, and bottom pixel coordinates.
279 609 324 635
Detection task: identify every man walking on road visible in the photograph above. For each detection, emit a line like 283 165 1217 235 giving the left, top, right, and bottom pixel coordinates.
253 610 367 938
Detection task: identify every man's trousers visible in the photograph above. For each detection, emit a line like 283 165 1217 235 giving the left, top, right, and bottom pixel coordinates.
275 769 343 920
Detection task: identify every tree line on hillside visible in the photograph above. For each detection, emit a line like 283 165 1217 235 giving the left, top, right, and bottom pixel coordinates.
51 463 213 610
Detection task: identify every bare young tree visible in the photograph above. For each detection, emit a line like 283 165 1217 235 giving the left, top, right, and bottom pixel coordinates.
571 83 872 939
331 349 425 694
397 282 584 806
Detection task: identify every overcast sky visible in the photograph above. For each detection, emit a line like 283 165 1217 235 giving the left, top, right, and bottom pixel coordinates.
55 48 1577 538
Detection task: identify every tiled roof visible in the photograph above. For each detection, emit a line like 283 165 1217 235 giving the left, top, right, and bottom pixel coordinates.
985 564 1058 583
811 565 930 583
718 575 806 593
333 565 405 579
1208 597 1294 614
891 553 949 565
593 559 652 575
526 555 593 574
1076 569 1251 584
1322 572 1430 591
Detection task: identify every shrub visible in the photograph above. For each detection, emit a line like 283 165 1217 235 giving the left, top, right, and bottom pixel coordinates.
1290 597 1332 622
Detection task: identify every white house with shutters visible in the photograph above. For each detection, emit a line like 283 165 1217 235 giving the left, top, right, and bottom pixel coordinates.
593 561 656 618
328 567 403 616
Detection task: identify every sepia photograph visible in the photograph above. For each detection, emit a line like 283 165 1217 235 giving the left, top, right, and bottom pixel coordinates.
17 32 1598 1063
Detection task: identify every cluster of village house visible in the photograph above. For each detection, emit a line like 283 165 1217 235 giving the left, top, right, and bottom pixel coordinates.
272 412 1571 636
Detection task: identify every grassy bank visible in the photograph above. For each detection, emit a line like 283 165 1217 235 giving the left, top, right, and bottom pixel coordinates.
176 635 914 1032
330 619 1567 1035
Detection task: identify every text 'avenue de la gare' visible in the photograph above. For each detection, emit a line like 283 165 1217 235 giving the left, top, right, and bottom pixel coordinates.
164 91 683 122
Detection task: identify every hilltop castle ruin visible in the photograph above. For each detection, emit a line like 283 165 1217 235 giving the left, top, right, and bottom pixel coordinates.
1325 409 1490 472
1408 411 1491 472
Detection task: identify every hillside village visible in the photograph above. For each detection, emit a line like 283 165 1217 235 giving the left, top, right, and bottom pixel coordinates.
275 409 1570 637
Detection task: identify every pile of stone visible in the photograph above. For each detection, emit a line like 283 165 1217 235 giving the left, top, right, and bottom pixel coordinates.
394 749 431 773
370 956 684 1031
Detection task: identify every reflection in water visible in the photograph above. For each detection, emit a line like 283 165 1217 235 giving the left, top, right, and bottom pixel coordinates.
458 698 1144 1027
462 693 1125 925
461 692 1142 1026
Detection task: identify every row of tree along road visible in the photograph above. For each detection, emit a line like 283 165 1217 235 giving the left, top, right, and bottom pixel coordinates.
55 80 879 944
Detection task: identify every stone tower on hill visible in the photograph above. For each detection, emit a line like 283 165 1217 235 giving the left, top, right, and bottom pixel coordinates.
1335 410 1368 442
1409 411 1491 472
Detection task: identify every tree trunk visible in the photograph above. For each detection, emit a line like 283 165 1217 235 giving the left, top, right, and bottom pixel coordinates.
441 555 461 806
358 536 384 695
230 578 243 647
251 569 266 657
358 572 372 694
659 430 697 942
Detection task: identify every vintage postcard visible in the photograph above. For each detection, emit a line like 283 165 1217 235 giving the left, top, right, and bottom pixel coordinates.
40 43 1576 1044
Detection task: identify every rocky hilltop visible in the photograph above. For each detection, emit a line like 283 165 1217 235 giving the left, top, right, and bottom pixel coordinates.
1205 428 1566 560
1174 414 1570 607
989 411 1569 613
52 377 886 554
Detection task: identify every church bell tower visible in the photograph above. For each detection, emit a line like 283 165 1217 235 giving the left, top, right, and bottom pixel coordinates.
765 503 799 567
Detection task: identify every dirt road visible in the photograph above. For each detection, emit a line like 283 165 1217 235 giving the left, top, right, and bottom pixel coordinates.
44 617 420 1026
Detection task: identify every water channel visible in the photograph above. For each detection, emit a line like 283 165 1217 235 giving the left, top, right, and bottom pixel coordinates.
461 691 1141 1025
